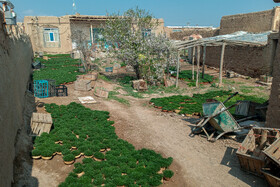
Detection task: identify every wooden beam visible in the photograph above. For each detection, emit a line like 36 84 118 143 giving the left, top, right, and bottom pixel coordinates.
219 43 226 87
176 51 180 88
196 46 201 88
192 47 195 80
202 44 206 79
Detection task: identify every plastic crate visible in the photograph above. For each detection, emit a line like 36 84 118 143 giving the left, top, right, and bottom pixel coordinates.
34 80 49 98
56 85 68 97
47 80 56 97
105 67 113 72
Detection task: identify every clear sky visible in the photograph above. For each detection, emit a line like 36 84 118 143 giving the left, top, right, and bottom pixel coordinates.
11 0 278 27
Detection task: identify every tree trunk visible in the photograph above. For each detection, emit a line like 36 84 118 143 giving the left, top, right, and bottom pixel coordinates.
134 65 141 79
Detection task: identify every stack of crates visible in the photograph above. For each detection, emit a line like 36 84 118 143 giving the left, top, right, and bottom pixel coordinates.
34 80 56 98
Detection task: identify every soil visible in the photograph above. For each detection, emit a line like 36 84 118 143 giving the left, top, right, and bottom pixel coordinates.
31 79 267 187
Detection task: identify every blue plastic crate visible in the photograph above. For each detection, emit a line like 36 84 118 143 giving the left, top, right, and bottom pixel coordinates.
105 67 113 72
34 80 49 98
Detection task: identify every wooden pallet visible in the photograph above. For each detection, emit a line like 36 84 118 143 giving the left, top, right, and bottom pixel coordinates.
261 168 280 187
264 138 280 166
236 128 280 176
30 113 53 136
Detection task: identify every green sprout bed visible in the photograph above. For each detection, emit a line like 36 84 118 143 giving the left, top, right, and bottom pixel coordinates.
150 90 267 115
33 55 84 85
168 67 214 86
32 102 173 186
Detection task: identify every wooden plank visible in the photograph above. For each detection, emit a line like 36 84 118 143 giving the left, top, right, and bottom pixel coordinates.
196 46 201 88
219 43 226 87
192 47 195 80
202 45 206 79
176 51 180 88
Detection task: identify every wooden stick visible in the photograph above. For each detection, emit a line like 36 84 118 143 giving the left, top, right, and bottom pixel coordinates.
192 47 195 80
196 46 200 88
219 43 226 87
176 51 180 88
202 44 206 79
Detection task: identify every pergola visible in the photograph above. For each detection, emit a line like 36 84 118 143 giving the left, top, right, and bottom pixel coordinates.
173 31 270 87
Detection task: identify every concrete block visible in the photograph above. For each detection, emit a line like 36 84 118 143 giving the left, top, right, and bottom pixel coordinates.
74 79 92 91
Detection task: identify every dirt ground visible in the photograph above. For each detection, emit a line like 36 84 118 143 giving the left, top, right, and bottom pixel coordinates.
31 76 268 187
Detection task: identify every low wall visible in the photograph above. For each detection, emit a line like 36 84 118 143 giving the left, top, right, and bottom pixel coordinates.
205 45 269 77
0 12 35 186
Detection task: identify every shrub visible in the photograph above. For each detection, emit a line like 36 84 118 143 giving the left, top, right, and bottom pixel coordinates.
32 149 41 156
72 150 81 157
84 150 93 157
41 149 53 157
94 152 105 160
82 158 94 164
63 154 75 162
73 166 84 174
163 169 174 179
62 148 71 156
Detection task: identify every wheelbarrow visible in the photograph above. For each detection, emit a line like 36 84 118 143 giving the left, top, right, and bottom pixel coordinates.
192 92 243 142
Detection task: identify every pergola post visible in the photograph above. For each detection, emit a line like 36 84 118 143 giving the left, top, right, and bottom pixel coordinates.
192 47 196 80
219 42 226 87
196 46 201 88
202 44 206 79
176 51 180 88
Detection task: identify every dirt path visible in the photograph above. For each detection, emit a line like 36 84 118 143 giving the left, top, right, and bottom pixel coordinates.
31 83 267 187
95 97 266 187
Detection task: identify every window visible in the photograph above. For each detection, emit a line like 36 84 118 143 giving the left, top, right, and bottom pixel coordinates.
43 28 60 42
142 29 152 38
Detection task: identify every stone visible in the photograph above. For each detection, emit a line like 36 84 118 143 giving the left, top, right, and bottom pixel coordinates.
132 79 148 91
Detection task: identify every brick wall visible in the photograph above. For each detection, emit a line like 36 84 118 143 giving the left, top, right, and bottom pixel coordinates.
220 7 280 35
204 45 269 77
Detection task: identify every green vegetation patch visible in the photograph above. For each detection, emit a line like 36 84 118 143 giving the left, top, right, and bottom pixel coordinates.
33 55 84 85
150 90 267 115
32 102 173 186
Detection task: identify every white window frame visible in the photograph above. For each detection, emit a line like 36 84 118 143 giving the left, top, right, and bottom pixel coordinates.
43 28 60 43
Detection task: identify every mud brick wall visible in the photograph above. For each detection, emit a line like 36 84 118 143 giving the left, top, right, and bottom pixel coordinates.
0 12 35 186
166 27 219 40
266 34 280 128
205 45 269 77
220 7 280 35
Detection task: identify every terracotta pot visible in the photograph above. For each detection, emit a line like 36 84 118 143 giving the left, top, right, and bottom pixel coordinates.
164 177 171 181
162 110 168 112
93 157 102 162
42 156 53 160
75 153 82 159
64 160 75 165
168 110 173 113
84 155 93 158
32 155 41 159
77 171 85 178
158 107 163 109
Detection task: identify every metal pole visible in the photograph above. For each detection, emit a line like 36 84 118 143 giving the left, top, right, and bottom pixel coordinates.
196 46 200 88
176 51 180 88
219 43 226 87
